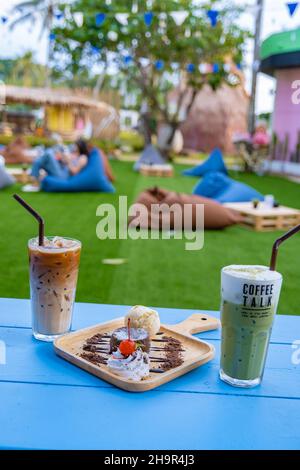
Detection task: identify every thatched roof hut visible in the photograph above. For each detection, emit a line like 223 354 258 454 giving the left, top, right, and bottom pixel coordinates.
2 85 119 140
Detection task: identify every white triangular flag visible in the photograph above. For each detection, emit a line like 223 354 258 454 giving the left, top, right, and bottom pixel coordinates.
115 13 129 25
140 58 150 67
74 12 83 27
170 11 189 26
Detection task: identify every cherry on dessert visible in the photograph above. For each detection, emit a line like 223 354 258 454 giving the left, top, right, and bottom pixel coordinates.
119 339 136 356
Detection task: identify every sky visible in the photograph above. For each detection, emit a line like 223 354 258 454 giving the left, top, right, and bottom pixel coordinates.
0 0 299 113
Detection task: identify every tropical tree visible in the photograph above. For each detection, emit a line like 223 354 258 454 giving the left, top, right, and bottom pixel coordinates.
0 52 47 87
54 0 250 156
9 0 62 87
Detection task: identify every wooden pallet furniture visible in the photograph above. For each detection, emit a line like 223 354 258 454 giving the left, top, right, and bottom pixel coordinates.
6 167 31 184
139 164 174 177
224 202 300 231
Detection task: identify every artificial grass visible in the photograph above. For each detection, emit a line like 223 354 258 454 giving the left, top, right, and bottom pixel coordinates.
1 160 300 315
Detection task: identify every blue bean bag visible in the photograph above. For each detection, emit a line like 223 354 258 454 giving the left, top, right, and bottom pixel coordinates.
182 148 228 177
193 172 264 203
41 148 115 193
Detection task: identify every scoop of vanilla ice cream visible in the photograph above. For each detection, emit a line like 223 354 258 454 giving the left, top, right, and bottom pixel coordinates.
125 305 160 336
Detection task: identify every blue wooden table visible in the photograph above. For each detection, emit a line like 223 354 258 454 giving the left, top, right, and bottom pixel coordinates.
0 298 300 450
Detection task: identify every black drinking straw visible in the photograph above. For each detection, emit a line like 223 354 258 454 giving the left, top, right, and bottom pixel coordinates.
270 223 300 271
13 194 45 246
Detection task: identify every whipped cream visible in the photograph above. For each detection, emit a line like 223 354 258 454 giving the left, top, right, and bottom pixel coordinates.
223 265 281 281
107 348 150 381
222 265 282 305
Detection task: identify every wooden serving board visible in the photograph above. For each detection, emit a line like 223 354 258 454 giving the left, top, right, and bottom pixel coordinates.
54 313 220 392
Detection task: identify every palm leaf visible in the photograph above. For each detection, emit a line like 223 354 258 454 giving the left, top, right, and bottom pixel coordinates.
9 12 37 29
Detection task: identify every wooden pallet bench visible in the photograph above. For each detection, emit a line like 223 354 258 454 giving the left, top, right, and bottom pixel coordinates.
139 164 174 177
224 202 300 231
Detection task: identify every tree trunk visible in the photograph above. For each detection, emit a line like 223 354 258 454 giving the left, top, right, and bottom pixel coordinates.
140 113 152 146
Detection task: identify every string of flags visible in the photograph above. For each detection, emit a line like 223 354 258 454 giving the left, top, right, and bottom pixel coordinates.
92 9 220 28
1 3 299 28
118 54 242 74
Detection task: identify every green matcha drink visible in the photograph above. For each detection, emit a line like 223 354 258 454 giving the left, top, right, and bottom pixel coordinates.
220 265 282 388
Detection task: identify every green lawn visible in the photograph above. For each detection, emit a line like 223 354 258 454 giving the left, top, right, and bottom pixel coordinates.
1 160 300 316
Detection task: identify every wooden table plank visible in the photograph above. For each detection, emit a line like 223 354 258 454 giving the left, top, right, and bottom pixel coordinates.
0 298 299 345
1 381 300 450
0 326 299 400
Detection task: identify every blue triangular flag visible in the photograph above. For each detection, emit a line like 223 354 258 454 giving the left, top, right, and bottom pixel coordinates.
91 46 100 55
186 63 195 73
207 9 219 27
286 2 299 16
144 12 153 26
212 63 219 73
1 16 8 24
49 32 56 41
124 55 133 65
155 60 164 70
55 11 64 20
95 13 106 26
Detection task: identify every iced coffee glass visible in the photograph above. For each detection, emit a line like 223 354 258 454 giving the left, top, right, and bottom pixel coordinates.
28 236 81 341
220 265 282 388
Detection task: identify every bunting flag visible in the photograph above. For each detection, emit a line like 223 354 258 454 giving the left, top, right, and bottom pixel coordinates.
212 63 219 73
1 16 8 24
186 63 195 73
91 46 100 55
286 2 299 16
74 12 84 27
198 63 207 74
170 11 189 26
49 32 56 41
140 57 150 67
55 11 64 20
108 30 118 41
115 13 129 25
124 55 133 64
144 12 153 26
207 9 219 27
95 13 106 26
155 59 164 70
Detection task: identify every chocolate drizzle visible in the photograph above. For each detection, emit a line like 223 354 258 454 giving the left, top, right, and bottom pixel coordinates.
79 331 184 375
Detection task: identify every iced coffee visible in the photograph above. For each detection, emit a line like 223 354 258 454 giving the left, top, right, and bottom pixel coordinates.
28 236 81 341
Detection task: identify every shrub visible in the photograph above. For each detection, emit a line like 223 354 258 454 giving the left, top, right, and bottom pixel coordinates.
0 135 55 147
119 130 144 152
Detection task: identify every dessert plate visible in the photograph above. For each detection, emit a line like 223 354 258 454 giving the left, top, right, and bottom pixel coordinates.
54 313 220 392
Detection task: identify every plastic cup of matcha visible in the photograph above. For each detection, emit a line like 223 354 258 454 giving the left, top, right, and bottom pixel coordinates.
220 265 282 388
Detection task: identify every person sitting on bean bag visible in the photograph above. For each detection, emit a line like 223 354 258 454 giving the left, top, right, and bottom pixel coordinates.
182 148 228 177
41 140 115 193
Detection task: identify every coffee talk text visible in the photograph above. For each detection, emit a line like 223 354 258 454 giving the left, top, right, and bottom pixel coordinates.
242 283 274 308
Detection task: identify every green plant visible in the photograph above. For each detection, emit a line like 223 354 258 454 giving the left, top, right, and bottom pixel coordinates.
118 130 144 152
0 135 56 147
